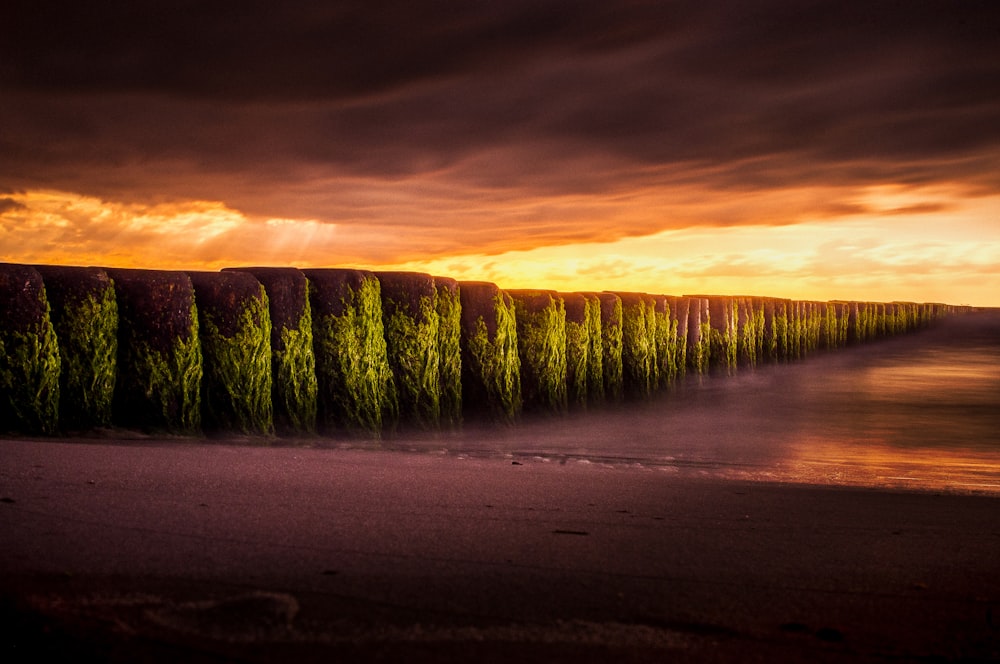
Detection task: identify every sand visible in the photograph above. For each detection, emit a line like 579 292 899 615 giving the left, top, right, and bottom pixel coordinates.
1 438 998 662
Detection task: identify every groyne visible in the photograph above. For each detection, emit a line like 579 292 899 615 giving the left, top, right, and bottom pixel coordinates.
0 263 968 438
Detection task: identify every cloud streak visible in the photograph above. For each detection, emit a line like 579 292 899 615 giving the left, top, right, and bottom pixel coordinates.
2 1 999 302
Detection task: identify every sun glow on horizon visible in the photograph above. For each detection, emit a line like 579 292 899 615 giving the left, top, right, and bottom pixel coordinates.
2 187 998 306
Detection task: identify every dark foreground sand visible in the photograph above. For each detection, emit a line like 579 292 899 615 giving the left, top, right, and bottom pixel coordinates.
1 438 998 662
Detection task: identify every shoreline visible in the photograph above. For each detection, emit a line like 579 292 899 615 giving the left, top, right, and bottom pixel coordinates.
3 438 999 662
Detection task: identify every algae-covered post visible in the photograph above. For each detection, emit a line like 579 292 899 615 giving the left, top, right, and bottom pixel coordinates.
703 296 737 371
434 277 463 428
772 299 790 361
686 297 710 374
0 264 60 434
458 281 521 424
304 269 397 437
596 293 624 402
105 268 202 433
615 292 657 399
821 302 838 350
736 297 758 368
652 296 678 386
578 293 605 404
561 292 590 410
227 267 317 435
761 298 778 362
188 271 273 435
376 271 441 430
508 290 568 415
669 297 691 379
34 266 117 431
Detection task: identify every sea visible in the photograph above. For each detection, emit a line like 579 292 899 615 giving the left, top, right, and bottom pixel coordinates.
393 308 1000 495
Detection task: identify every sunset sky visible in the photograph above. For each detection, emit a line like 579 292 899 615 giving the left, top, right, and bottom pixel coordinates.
3 1 999 305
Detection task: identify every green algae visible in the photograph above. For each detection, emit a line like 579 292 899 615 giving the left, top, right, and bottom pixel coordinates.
684 298 710 374
0 325 61 435
0 271 61 434
736 298 758 368
120 310 202 433
669 298 690 379
108 269 203 433
562 293 590 409
435 278 463 428
460 283 521 424
274 308 318 434
652 297 678 386
379 273 441 430
196 283 274 435
597 293 624 402
580 294 605 404
705 297 737 371
617 293 657 398
771 300 789 361
509 290 568 415
34 267 117 431
228 267 318 436
308 271 397 437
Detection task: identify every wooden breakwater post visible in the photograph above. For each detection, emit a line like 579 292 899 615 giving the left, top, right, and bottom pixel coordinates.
615 292 657 399
458 281 521 424
577 293 606 406
508 290 568 415
188 271 274 435
699 296 738 372
376 272 442 430
105 268 202 433
0 264 60 434
652 296 679 387
34 266 117 431
303 269 396 437
595 293 624 402
434 277 463 428
228 267 317 435
562 292 591 410
736 297 759 368
686 297 710 374
668 297 691 379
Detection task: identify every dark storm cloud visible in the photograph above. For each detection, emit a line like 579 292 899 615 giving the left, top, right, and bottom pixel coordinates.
2 0 999 226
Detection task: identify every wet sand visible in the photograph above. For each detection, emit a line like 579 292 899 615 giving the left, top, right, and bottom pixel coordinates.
2 439 998 662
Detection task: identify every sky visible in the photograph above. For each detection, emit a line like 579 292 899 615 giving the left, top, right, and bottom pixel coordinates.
2 1 999 305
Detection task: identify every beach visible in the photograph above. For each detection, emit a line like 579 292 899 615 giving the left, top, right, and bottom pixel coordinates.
2 439 998 662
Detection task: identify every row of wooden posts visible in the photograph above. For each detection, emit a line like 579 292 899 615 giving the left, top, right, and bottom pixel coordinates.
0 263 962 437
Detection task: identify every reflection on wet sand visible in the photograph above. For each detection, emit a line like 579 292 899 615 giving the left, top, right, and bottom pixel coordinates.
393 310 1000 495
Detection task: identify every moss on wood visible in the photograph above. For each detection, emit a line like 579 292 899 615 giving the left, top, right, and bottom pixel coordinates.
685 298 710 374
106 269 202 433
305 269 397 437
652 296 679 386
669 297 690 379
228 268 317 435
596 293 623 402
377 272 441 430
508 290 568 415
616 293 657 399
578 293 605 404
736 298 757 367
189 272 274 436
704 297 737 371
0 264 60 434
34 266 117 431
459 282 521 424
561 293 590 409
434 277 463 428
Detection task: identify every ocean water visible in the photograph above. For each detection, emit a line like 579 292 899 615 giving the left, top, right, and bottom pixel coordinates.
399 309 1000 494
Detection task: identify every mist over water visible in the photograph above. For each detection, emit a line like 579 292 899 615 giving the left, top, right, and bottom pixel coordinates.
391 310 1000 494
